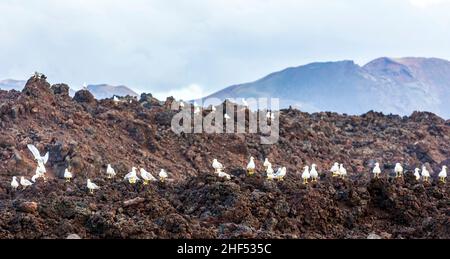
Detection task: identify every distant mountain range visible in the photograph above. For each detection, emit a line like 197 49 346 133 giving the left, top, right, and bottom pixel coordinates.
0 79 26 91
2 57 449 118
203 57 450 118
0 80 138 99
85 84 138 99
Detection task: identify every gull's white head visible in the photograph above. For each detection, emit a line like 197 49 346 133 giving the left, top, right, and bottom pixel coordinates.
312 164 317 168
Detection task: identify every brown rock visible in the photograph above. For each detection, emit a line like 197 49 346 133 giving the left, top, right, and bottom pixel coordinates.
123 197 145 207
73 90 95 104
17 202 39 214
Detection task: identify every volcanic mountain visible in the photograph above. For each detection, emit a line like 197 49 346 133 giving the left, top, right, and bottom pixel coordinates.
204 57 450 118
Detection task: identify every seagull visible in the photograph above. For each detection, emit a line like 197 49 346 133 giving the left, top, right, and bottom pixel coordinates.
31 173 40 183
20 177 33 189
179 102 185 109
27 144 49 165
11 176 19 191
263 158 271 170
212 159 224 174
82 82 88 90
140 168 157 185
87 179 100 194
31 163 46 182
113 96 120 103
159 169 168 182
64 168 73 182
36 161 46 175
373 163 381 179
339 164 347 179
302 166 311 184
266 164 275 180
394 163 404 178
211 105 216 112
224 114 231 121
106 164 116 179
438 165 447 183
330 162 339 177
310 164 319 182
247 157 256 176
414 168 421 181
275 167 286 181
421 166 430 182
218 170 231 180
124 167 140 184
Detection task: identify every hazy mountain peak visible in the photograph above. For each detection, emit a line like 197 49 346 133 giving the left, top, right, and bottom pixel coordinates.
86 84 138 99
204 57 450 118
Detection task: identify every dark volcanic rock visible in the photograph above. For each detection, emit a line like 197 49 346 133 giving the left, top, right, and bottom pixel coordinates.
51 84 70 96
73 90 95 104
0 75 448 239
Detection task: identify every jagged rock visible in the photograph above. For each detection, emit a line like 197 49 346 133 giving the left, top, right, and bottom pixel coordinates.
164 96 175 109
17 202 39 214
22 77 53 100
51 84 70 96
123 197 145 207
73 90 95 104
139 93 161 108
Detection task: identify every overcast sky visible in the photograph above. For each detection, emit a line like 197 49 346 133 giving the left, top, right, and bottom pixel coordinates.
1 0 449 100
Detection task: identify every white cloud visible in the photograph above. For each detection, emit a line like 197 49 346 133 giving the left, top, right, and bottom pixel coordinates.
152 83 206 101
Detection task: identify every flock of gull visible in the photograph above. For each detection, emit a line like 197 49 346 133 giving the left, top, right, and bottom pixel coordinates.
213 156 447 185
10 145 170 194
9 145 448 194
